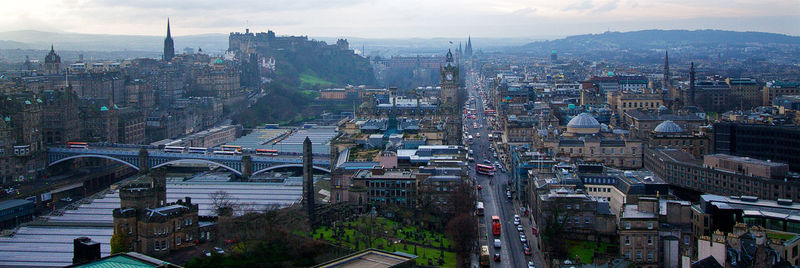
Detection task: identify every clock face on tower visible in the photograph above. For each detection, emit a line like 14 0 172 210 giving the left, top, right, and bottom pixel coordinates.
446 73 453 81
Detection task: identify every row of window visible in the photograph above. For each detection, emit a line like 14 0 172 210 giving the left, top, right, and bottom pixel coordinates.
624 235 654 246
587 187 611 193
624 221 654 230
557 215 592 225
623 250 654 261
560 147 638 155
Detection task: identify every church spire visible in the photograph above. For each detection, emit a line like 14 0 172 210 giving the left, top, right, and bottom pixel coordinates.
465 36 473 57
163 18 175 61
663 49 670 89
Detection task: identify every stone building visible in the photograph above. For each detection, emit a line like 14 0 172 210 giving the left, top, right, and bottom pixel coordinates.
541 113 643 169
112 169 199 257
622 109 705 139
726 78 761 109
117 107 146 145
0 93 45 183
607 90 664 117
648 120 711 159
41 90 81 145
619 198 661 267
644 148 800 202
79 99 118 143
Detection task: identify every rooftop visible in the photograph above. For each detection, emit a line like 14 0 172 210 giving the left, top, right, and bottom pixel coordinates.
314 249 416 268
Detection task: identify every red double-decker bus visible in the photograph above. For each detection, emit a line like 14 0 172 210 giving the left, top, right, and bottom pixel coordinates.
255 149 279 156
491 216 501 236
476 164 495 176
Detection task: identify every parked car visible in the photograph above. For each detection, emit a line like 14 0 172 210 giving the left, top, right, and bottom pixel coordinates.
520 234 527 243
213 247 225 254
528 261 536 268
517 225 523 232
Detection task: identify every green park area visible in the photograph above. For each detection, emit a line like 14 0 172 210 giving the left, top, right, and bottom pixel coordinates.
565 239 615 264
300 70 336 89
305 216 457 267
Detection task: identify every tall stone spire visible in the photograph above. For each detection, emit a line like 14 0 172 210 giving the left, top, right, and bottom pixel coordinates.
663 49 670 89
163 18 175 62
302 136 315 227
465 36 473 57
689 62 695 106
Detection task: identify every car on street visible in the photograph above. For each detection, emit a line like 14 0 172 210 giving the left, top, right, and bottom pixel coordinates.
506 191 512 199
203 249 211 257
214 247 225 254
528 261 536 268
494 253 501 262
514 214 520 221
494 239 501 248
524 246 532 256
517 225 523 232
514 219 520 226
60 197 72 202
477 185 483 191
520 234 527 243
484 160 491 164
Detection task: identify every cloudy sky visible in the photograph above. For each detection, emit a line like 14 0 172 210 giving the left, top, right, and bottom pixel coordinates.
1 0 798 38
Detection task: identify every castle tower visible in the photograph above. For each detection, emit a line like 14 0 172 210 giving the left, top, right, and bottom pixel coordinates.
163 19 175 62
44 45 61 75
303 137 315 227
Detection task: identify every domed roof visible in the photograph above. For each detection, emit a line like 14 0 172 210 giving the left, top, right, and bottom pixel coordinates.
567 113 600 129
654 120 683 133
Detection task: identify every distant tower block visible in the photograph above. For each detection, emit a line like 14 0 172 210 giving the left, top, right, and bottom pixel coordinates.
551 50 558 62
302 136 315 226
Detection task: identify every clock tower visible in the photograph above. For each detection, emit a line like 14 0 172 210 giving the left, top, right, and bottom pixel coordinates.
440 49 459 105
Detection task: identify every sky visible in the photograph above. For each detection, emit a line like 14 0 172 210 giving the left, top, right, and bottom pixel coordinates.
0 0 798 38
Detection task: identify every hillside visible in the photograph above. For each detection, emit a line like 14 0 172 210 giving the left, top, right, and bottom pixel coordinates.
517 29 800 54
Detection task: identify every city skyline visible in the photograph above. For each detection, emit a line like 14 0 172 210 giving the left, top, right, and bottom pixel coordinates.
0 0 798 38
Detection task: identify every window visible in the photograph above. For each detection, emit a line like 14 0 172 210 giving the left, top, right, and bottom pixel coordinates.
625 252 631 259
177 236 182 245
648 236 653 245
155 241 160 251
625 236 631 245
636 251 642 260
575 204 580 210
647 251 653 260
625 222 631 229
684 236 690 245
648 222 654 229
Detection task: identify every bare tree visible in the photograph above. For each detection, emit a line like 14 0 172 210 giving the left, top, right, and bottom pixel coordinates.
210 190 239 216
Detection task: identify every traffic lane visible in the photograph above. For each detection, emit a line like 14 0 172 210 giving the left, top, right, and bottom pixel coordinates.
478 174 511 267
495 172 528 268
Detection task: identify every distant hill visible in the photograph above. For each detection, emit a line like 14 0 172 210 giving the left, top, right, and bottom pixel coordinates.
0 30 228 53
516 29 800 54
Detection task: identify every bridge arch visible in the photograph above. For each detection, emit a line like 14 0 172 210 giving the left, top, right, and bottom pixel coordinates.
151 159 242 176
48 154 140 171
252 164 331 176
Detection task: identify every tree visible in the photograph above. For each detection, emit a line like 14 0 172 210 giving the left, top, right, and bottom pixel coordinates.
446 213 478 267
110 232 130 254
210 190 239 216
